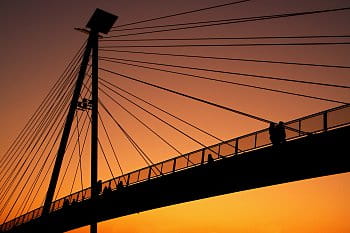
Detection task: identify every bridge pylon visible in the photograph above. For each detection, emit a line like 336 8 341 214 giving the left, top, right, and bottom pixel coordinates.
41 8 118 233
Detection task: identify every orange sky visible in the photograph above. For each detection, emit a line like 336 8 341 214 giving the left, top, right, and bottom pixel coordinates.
0 0 349 232
69 173 350 233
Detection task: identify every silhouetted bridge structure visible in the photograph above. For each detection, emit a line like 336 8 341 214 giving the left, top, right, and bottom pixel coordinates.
1 103 349 233
2 3 350 233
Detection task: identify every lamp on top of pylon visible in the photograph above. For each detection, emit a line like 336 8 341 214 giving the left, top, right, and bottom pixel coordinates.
86 8 118 34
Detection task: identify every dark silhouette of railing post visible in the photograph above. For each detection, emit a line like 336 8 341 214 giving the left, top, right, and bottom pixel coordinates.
172 158 177 172
126 173 130 186
235 139 239 155
148 167 152 180
323 111 328 131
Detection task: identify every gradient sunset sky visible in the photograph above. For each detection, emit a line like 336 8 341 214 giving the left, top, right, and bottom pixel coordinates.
0 0 350 233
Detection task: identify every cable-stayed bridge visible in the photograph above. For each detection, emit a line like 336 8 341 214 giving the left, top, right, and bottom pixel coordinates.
0 1 350 232
1 104 350 233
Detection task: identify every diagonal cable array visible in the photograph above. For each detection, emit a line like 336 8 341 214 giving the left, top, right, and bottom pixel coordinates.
14 72 91 217
0 42 87 222
102 35 350 42
0 42 85 177
53 69 93 201
99 49 350 69
99 101 156 167
99 80 241 159
100 67 348 127
95 1 349 197
99 58 348 105
0 41 114 223
100 1 350 112
100 57 350 90
104 6 350 38
112 0 255 29
100 88 183 156
101 82 215 149
99 79 229 145
101 42 350 48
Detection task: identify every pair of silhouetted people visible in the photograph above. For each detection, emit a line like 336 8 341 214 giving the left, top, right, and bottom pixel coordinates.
269 121 286 146
63 198 77 208
99 180 124 196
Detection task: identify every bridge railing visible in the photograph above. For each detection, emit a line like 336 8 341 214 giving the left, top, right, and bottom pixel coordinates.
1 104 349 231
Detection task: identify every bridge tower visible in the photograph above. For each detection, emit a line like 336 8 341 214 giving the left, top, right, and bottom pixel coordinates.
41 9 118 233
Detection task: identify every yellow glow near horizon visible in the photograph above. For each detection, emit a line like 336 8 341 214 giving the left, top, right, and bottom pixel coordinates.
68 172 350 233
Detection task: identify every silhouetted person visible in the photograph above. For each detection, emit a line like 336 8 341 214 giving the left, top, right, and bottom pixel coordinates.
207 153 214 164
269 122 279 146
71 199 77 206
269 121 286 146
63 198 70 208
96 180 102 194
117 181 124 190
276 121 286 144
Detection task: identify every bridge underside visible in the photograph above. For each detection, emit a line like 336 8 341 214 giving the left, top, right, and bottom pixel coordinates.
8 126 350 233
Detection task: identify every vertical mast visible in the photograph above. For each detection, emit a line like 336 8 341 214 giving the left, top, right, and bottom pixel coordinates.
42 9 118 233
86 9 118 233
90 30 99 233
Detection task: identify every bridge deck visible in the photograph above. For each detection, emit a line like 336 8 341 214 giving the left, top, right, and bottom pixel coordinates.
1 104 349 233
